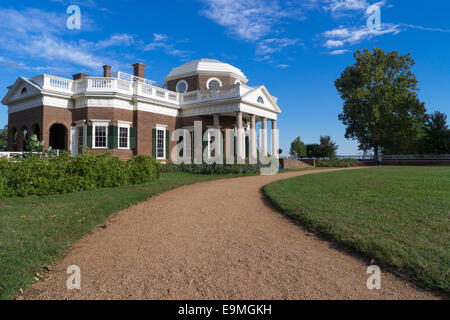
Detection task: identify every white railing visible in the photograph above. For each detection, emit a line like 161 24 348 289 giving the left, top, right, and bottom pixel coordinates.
35 74 246 107
35 74 73 93
112 71 164 88
181 84 241 104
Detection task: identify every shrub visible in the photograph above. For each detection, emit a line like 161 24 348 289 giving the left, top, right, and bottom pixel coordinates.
160 162 260 175
0 153 160 197
127 155 160 184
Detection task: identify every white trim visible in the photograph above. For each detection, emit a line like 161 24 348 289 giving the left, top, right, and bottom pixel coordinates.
118 122 131 150
155 126 166 160
206 77 222 89
91 120 109 149
176 80 188 93
117 120 132 125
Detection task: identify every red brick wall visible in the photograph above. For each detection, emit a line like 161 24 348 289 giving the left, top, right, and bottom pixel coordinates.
8 106 44 151
167 74 241 92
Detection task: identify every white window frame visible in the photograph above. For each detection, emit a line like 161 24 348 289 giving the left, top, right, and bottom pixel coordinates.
91 120 110 149
176 80 188 93
155 124 167 160
117 121 131 150
206 77 222 89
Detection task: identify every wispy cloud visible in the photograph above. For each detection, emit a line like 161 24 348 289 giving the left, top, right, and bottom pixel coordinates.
144 33 193 59
329 49 351 55
323 0 369 16
323 23 401 45
199 0 311 63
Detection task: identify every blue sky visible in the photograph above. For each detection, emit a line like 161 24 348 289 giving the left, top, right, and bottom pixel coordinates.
0 0 449 155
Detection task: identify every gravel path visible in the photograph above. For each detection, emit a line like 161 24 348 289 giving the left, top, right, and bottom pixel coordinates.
22 168 437 300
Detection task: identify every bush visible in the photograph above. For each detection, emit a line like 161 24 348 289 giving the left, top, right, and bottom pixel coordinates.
0 153 160 197
128 155 160 184
160 162 260 175
316 159 357 168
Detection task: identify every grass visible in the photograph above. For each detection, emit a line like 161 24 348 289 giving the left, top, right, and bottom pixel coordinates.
0 171 245 300
263 166 450 294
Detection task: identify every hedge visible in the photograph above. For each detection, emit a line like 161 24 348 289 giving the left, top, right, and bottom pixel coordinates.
0 153 160 197
160 162 260 175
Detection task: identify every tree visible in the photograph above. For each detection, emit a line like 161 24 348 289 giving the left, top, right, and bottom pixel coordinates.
336 48 426 156
306 144 320 158
318 135 338 158
419 111 450 154
0 125 7 150
289 137 306 158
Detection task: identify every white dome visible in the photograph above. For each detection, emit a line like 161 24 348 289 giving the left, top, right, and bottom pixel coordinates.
165 59 247 83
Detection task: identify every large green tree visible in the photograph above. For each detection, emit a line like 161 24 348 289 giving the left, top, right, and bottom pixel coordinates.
289 137 306 158
336 48 426 156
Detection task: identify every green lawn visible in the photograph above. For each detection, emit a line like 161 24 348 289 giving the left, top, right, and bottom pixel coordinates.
264 167 450 294
0 172 244 300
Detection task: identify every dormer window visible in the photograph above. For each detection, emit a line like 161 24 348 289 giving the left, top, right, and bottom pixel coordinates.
21 87 27 95
176 80 188 93
207 78 222 90
257 96 264 104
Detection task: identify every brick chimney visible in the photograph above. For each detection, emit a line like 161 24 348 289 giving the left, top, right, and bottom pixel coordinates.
132 62 146 78
103 65 112 77
72 73 89 80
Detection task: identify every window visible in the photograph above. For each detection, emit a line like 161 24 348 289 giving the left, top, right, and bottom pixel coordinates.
257 96 264 104
176 80 188 93
207 77 222 90
94 124 107 148
21 87 27 95
156 129 165 159
119 126 129 149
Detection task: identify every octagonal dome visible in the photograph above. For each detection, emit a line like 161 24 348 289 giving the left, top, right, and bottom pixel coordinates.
164 59 248 83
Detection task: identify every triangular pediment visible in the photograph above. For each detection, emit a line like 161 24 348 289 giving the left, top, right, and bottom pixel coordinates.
240 86 281 113
1 77 42 105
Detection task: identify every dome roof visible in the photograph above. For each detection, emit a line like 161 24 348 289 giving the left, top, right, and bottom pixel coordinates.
165 59 248 83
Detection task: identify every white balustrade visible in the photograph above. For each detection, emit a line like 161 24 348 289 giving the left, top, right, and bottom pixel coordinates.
36 74 244 107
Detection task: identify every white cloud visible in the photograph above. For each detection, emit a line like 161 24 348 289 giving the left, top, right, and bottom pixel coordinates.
325 39 345 48
256 38 300 55
275 64 289 68
324 24 400 45
329 49 351 55
96 34 138 48
324 0 368 16
144 34 193 58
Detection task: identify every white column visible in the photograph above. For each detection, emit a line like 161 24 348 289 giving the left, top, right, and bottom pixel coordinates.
213 114 220 128
271 120 278 159
261 117 268 156
250 114 257 163
236 112 244 161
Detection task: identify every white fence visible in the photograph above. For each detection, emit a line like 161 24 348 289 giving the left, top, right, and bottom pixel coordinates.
0 150 62 159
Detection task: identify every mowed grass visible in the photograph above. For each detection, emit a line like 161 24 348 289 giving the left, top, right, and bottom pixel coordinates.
264 167 450 293
0 172 237 300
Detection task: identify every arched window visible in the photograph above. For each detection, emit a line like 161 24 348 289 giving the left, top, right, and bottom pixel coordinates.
257 96 264 104
22 127 28 151
11 128 17 151
21 87 27 95
32 124 40 140
49 124 68 150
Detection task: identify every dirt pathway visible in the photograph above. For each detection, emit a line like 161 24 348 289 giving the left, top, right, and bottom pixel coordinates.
23 168 437 299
